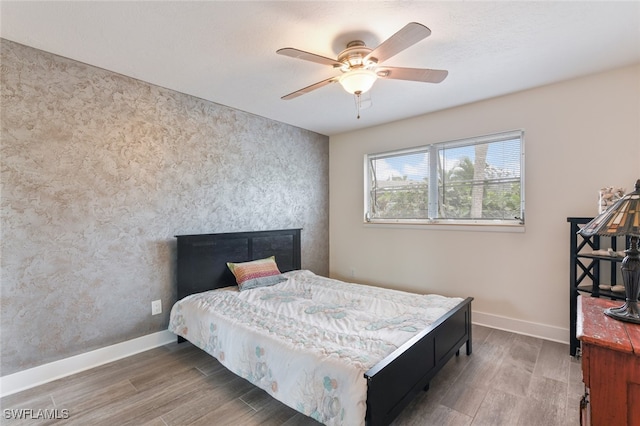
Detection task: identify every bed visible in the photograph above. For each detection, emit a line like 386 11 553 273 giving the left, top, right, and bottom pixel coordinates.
169 228 473 425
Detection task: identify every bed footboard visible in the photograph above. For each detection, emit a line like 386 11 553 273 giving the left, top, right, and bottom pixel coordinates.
364 297 473 426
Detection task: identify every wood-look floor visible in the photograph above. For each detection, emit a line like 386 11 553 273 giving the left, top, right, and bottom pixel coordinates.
1 325 583 426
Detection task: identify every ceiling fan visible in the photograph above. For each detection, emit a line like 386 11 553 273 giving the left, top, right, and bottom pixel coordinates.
276 22 448 116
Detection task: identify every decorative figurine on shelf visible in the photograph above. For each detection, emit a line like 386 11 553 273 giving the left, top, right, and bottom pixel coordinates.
598 186 625 214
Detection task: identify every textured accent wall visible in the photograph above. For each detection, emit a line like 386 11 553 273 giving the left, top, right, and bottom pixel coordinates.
0 40 329 375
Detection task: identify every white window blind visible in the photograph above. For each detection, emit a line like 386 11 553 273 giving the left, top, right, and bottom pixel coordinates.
366 130 524 225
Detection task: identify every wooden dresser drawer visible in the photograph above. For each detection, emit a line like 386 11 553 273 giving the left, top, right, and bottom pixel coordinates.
576 296 640 426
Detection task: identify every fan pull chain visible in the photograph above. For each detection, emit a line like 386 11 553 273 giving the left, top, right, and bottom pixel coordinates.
355 91 362 119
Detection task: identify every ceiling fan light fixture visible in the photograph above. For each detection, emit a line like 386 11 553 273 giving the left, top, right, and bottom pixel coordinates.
277 23 447 103
338 69 377 95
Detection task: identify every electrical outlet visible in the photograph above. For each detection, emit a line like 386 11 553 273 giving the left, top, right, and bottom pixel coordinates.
151 299 162 315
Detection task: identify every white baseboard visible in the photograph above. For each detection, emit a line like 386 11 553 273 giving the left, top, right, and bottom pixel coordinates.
0 330 176 398
473 310 569 344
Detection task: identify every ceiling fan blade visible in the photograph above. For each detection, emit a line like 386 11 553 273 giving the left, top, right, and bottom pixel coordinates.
277 48 343 67
281 76 339 100
376 66 448 83
365 22 432 64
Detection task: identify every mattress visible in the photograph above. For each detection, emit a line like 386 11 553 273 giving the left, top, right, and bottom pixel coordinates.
168 269 463 425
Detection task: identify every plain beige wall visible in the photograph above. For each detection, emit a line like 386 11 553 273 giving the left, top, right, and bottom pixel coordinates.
329 64 640 342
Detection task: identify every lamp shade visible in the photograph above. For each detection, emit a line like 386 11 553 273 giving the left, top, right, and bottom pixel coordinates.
579 179 640 237
339 69 377 94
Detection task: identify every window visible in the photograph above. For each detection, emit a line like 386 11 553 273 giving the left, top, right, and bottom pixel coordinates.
365 130 524 226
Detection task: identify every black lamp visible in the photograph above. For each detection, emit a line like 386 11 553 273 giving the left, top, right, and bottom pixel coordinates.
578 179 640 323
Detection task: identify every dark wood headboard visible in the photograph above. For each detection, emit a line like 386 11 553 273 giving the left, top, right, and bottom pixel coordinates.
175 229 301 300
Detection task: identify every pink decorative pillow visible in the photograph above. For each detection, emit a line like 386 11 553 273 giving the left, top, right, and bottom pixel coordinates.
227 256 285 291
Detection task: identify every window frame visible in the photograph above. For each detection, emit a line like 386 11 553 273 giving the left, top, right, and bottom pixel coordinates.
364 130 525 228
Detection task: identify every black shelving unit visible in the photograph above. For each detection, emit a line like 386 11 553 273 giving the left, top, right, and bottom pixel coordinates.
568 217 628 356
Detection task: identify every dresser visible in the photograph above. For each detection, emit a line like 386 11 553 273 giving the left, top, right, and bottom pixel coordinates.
577 296 640 425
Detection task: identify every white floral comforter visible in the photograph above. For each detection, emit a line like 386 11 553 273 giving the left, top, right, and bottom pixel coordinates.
168 270 463 426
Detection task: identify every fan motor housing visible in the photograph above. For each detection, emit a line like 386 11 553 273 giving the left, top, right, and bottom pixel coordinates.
337 40 377 72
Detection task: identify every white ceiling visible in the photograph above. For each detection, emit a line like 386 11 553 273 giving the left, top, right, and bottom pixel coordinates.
2 1 639 136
